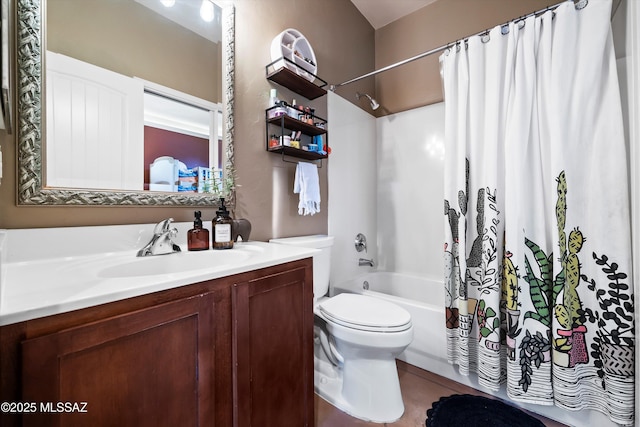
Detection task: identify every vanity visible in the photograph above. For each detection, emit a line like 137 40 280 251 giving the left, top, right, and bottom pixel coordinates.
0 224 317 427
4 1 317 424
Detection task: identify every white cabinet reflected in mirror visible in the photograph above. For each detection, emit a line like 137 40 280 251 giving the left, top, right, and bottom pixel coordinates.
16 0 234 206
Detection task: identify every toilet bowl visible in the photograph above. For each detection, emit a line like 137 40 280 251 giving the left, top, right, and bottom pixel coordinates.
315 293 413 422
269 235 414 423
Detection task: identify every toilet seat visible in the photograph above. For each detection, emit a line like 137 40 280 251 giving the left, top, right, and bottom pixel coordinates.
318 293 412 332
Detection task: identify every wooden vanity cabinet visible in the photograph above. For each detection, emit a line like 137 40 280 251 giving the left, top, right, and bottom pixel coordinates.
21 292 220 427
233 264 314 427
0 258 313 427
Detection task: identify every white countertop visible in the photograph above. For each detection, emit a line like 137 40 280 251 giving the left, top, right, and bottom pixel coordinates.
0 223 318 326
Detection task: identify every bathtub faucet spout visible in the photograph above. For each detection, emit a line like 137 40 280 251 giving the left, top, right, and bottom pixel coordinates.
358 258 374 267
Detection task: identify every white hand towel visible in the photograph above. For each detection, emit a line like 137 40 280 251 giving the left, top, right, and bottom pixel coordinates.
294 162 320 215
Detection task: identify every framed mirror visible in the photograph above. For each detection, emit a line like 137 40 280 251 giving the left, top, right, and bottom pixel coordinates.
16 0 235 206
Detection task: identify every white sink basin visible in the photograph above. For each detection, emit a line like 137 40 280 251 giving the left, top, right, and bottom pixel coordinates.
98 249 252 278
1 230 318 327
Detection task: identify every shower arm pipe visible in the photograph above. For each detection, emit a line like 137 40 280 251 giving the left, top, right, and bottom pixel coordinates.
329 0 586 91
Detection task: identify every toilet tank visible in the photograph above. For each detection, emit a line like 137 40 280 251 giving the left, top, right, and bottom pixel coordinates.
268 235 334 301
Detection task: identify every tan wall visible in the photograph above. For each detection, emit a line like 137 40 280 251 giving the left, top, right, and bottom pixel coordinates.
374 0 551 116
0 0 374 241
232 0 374 241
0 0 555 238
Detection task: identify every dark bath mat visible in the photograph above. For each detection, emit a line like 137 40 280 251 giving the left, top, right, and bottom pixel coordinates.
426 394 545 427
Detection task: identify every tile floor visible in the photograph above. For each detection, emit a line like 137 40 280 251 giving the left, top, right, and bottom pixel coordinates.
314 360 567 427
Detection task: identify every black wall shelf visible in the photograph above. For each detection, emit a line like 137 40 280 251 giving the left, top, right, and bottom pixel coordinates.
266 113 326 137
268 146 327 161
265 59 329 163
266 58 328 100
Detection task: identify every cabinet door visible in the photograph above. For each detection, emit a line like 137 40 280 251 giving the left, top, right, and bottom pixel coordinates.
232 265 314 427
46 51 144 191
21 293 216 427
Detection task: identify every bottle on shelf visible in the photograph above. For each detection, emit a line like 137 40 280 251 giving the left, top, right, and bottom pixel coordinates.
268 88 279 108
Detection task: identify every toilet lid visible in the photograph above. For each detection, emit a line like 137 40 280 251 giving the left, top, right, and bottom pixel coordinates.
318 293 412 332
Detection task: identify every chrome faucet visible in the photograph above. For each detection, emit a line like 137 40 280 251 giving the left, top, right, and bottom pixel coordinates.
137 218 182 257
358 258 374 267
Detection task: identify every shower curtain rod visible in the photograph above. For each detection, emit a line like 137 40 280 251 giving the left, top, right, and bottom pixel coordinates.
329 0 587 91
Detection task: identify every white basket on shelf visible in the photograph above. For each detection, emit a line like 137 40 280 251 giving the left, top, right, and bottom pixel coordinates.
270 28 317 82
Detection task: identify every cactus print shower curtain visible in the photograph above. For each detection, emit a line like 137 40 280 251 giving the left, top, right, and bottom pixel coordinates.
441 1 634 425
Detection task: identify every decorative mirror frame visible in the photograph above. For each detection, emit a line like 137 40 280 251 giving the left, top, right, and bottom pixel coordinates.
16 0 235 206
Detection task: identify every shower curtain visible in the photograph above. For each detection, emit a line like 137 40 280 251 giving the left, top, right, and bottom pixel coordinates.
442 1 634 425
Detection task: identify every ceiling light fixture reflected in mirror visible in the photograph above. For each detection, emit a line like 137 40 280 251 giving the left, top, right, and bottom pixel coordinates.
135 0 222 43
200 0 215 22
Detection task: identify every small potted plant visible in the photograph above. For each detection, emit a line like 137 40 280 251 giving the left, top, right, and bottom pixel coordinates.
203 164 237 201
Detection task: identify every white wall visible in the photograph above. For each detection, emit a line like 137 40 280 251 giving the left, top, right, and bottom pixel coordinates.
376 103 445 280
327 92 377 289
328 94 445 288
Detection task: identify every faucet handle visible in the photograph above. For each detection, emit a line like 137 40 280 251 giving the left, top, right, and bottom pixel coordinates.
154 218 174 234
355 233 367 253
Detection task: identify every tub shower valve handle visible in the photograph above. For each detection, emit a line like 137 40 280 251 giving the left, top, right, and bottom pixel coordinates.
355 233 367 253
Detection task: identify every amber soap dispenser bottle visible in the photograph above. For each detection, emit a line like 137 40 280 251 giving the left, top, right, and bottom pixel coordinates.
188 211 210 251
213 198 234 250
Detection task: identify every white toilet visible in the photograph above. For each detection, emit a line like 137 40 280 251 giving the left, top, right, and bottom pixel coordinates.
269 235 413 423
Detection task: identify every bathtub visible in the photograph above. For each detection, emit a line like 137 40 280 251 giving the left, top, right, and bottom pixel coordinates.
333 272 588 426
333 271 450 374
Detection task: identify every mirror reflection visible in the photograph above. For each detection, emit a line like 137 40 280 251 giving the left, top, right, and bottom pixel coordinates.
45 0 224 194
